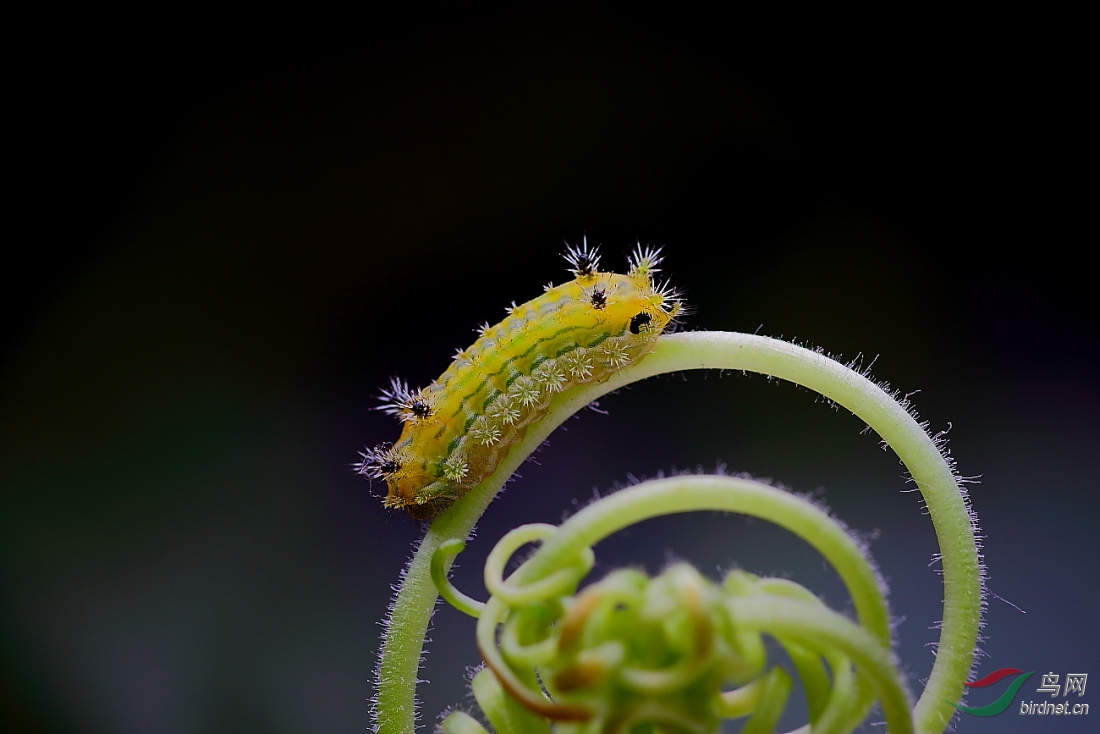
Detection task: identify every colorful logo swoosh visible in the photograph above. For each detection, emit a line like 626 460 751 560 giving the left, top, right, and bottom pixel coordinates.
949 668 1034 716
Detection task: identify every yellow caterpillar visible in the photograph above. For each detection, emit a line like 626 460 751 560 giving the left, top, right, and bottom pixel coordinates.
357 241 683 518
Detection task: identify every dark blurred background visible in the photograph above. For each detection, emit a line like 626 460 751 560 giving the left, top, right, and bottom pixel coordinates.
2 8 1095 733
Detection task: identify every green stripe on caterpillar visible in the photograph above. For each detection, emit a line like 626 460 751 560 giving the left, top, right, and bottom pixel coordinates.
357 241 684 519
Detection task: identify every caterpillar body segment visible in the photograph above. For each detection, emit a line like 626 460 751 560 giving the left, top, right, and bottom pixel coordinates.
358 243 682 519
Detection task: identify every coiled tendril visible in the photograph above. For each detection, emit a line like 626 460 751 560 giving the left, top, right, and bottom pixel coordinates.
433 477 912 734
372 333 983 734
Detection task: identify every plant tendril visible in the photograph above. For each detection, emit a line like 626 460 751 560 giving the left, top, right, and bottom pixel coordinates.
374 332 982 734
434 477 912 734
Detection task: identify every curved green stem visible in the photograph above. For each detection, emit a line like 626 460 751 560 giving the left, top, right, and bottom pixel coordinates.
487 476 891 732
505 476 891 656
431 539 485 618
473 477 893 730
373 332 981 734
727 596 913 734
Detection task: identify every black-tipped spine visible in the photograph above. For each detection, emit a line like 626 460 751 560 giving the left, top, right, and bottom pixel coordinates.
563 236 601 279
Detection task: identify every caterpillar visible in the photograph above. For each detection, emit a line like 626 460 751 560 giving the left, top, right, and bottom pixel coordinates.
356 241 683 519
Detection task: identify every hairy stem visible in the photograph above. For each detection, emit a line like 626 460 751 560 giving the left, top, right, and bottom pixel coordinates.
373 332 981 734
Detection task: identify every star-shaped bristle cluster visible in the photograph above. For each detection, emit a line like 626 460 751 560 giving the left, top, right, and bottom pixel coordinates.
376 376 433 423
